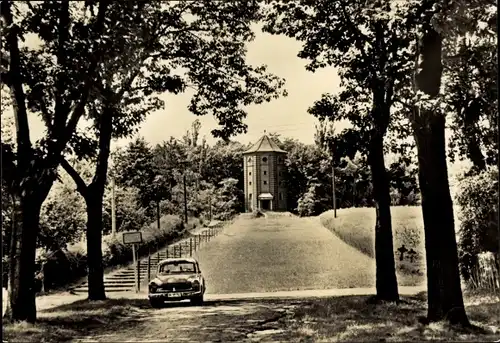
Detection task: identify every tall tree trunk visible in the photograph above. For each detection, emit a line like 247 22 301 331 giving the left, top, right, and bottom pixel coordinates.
368 134 399 302
85 190 106 300
84 111 113 300
6 195 41 323
414 26 469 325
412 109 468 324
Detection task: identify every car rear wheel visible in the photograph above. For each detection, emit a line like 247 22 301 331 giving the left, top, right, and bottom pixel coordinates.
191 294 204 306
150 299 164 308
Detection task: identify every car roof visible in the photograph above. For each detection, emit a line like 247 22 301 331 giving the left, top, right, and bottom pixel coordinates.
157 257 199 265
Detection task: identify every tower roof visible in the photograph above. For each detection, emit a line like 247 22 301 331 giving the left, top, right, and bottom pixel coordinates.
243 134 287 154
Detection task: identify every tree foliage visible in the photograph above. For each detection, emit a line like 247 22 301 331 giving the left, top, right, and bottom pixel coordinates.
112 138 169 211
443 4 498 173
38 175 87 252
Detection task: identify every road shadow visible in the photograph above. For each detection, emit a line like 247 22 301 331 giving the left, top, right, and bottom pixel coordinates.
39 296 309 313
4 292 498 342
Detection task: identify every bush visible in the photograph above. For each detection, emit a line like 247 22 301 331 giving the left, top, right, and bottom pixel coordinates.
251 210 265 218
466 252 500 290
297 183 329 217
455 166 499 288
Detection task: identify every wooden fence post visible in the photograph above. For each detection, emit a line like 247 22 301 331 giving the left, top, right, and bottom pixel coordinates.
137 259 141 292
190 238 193 256
166 247 169 259
147 255 151 282
179 244 183 257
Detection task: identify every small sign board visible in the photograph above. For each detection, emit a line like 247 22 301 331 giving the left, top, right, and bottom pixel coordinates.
122 231 142 245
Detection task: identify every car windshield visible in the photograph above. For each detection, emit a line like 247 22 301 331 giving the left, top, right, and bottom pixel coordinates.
158 261 196 274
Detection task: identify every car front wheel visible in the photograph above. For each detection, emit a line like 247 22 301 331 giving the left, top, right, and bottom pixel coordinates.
150 299 164 308
191 294 204 306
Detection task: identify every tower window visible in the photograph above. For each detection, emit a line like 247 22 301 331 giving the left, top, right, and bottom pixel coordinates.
249 181 252 185
263 170 267 175
249 172 251 175
263 181 267 185
262 157 268 162
249 194 252 200
279 193 283 200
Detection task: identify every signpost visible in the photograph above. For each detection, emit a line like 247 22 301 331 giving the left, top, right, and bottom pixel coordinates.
123 232 143 293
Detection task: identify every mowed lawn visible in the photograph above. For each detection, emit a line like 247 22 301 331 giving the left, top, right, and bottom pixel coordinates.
319 206 462 286
194 214 376 294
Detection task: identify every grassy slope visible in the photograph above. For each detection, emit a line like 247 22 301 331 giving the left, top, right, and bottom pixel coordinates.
319 206 461 286
194 214 376 294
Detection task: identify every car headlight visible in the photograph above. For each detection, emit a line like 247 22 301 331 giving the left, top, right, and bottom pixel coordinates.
191 280 200 290
149 283 158 293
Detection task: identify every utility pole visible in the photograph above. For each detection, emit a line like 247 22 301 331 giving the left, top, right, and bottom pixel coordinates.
332 157 337 218
111 176 116 237
183 172 188 224
209 196 212 222
156 200 161 230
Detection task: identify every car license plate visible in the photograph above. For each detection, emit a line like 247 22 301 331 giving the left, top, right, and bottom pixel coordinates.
168 293 182 298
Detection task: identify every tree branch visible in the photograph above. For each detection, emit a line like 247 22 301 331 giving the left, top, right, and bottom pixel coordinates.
385 78 395 107
1 0 31 167
116 67 143 99
56 0 109 155
393 97 415 114
91 109 113 189
38 98 53 132
339 1 372 65
60 157 88 197
52 1 70 135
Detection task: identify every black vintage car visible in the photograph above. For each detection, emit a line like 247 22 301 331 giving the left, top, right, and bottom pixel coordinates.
148 257 206 308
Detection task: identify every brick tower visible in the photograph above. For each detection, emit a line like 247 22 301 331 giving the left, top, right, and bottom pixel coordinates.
243 133 287 212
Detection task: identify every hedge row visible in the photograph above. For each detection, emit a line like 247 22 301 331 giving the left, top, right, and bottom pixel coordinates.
33 215 201 292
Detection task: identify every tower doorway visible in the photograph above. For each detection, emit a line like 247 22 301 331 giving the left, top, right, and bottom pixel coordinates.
260 199 271 211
